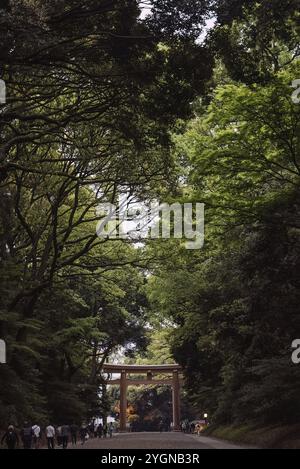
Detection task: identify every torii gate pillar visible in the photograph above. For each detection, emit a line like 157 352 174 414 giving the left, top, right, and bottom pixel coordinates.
172 370 181 431
120 370 127 433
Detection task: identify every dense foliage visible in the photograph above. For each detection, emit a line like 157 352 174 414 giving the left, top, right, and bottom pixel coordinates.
147 5 300 426
0 0 212 426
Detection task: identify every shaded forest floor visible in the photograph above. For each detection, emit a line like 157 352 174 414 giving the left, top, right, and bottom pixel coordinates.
206 424 300 449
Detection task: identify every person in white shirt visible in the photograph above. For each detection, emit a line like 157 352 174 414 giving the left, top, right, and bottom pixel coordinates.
46 424 55 450
32 424 41 449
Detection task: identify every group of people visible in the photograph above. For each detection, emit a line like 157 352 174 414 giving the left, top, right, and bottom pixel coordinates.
181 421 195 434
93 422 114 440
181 420 207 435
1 423 41 450
1 421 114 450
45 424 89 450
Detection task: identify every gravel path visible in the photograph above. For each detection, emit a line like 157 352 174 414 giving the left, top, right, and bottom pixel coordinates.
71 432 247 449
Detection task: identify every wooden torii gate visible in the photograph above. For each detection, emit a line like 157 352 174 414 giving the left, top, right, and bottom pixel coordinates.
103 363 182 432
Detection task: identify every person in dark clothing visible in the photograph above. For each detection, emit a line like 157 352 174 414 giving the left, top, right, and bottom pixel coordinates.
97 423 103 438
70 424 78 446
108 422 113 438
103 424 108 438
79 425 88 445
1 425 19 449
21 422 34 449
89 422 94 436
61 425 70 449
56 425 62 446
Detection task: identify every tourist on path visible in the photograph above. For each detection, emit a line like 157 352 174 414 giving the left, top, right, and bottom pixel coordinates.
21 422 34 449
97 423 103 438
88 422 95 436
195 423 201 436
70 424 78 446
32 423 41 449
56 425 62 446
61 424 70 449
1 425 19 449
79 425 88 445
46 424 55 450
108 422 113 438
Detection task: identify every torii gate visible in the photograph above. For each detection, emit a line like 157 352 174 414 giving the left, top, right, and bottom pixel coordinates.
103 363 182 432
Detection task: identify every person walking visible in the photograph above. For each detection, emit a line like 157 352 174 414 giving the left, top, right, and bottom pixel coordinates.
108 422 113 438
89 422 95 436
195 423 201 436
46 424 55 450
56 425 62 446
1 425 19 449
21 422 34 449
79 425 88 445
103 423 108 438
32 423 41 449
158 419 164 433
97 423 103 438
61 424 70 449
70 424 78 446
